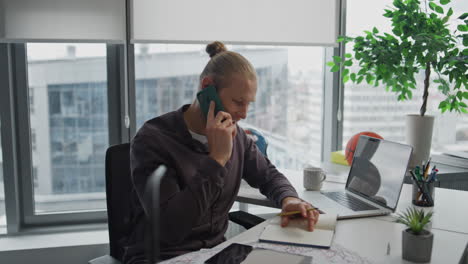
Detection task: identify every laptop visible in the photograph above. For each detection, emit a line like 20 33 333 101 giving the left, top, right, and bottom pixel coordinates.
310 135 413 219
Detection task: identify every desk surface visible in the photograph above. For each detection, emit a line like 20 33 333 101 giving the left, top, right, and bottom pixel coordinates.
237 164 468 234
160 164 468 263
230 164 468 263
216 215 467 264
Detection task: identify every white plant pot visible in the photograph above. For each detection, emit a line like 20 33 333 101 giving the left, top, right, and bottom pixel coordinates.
406 114 435 168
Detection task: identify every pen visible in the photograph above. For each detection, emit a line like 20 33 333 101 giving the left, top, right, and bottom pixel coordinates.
430 168 438 182
423 158 431 179
415 166 421 181
278 207 321 216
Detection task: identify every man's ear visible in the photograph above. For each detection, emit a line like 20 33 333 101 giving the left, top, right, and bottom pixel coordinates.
200 76 215 90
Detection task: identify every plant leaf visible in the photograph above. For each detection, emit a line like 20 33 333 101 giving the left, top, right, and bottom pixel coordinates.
333 56 342 63
440 0 450 5
331 65 340 72
458 25 468 32
446 7 453 17
343 75 350 83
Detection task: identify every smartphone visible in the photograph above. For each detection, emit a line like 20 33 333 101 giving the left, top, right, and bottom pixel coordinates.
204 243 253 264
197 85 225 118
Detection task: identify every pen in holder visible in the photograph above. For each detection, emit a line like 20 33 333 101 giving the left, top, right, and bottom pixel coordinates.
410 164 437 207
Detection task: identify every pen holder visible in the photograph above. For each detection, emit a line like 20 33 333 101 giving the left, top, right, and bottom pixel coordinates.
412 179 436 207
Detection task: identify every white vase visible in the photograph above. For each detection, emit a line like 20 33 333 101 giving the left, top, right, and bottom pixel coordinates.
406 114 435 168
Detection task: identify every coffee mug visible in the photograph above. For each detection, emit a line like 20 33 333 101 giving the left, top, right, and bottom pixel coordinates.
303 167 327 191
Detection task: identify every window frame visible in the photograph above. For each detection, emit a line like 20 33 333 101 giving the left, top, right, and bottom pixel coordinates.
0 0 346 231
0 43 132 229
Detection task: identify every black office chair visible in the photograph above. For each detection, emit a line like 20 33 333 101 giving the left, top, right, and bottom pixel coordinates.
89 143 132 264
90 143 167 264
89 142 262 264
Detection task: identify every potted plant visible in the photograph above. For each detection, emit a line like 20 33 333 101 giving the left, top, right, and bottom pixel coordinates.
396 207 434 262
328 0 468 167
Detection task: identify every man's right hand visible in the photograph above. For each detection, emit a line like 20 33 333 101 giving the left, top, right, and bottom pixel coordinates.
206 101 236 166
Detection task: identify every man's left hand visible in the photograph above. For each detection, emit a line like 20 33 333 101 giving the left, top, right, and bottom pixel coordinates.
280 197 319 232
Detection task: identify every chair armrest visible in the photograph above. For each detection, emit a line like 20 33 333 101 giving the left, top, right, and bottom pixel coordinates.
228 211 266 230
88 255 121 264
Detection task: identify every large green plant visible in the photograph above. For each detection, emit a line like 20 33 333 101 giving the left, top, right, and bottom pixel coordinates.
328 0 468 116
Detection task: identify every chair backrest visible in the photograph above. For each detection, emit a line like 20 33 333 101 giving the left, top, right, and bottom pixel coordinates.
105 143 132 261
143 165 167 263
460 241 468 264
244 128 268 156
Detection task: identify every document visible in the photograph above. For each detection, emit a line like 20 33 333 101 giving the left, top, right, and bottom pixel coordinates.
259 214 338 249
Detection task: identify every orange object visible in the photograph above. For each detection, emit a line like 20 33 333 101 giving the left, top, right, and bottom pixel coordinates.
345 132 383 165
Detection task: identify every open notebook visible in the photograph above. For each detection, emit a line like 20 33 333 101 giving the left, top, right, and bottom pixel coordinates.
259 213 338 249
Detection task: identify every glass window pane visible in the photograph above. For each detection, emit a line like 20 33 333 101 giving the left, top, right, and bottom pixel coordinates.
134 44 324 169
0 120 6 233
27 43 108 214
343 1 468 153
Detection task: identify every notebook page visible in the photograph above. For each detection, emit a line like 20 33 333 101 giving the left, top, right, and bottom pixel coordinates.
269 214 337 231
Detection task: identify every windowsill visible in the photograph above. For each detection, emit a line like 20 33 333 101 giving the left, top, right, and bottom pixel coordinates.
0 223 109 252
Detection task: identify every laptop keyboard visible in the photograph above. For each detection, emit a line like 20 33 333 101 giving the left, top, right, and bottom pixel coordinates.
323 191 378 211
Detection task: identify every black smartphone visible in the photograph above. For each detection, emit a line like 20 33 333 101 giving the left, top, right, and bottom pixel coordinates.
196 85 225 118
204 243 253 264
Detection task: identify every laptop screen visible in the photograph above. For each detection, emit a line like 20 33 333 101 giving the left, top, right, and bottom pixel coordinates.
346 136 413 210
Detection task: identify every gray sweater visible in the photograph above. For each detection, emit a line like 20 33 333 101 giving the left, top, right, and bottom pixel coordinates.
123 105 298 262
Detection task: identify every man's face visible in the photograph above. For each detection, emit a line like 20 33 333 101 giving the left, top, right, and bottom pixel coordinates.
217 74 257 123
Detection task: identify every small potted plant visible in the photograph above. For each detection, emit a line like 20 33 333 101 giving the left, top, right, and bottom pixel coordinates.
396 207 434 262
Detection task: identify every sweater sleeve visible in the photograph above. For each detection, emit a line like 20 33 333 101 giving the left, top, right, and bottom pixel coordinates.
130 133 226 246
240 130 299 208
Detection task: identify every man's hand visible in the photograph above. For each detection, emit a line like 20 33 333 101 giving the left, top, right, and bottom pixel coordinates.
280 197 319 232
206 101 236 166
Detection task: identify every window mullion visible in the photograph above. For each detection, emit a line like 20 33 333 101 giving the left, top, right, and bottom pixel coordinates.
11 43 36 225
0 44 22 234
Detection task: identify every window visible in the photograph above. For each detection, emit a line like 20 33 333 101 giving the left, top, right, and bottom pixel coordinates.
134 44 324 169
0 120 6 232
27 43 108 214
343 0 468 153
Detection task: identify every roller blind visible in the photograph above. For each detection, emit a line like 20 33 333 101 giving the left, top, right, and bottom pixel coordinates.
0 0 126 43
131 0 340 46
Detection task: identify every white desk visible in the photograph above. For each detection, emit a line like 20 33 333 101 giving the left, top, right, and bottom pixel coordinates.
237 166 468 235
161 165 468 263
228 166 468 263
217 215 468 263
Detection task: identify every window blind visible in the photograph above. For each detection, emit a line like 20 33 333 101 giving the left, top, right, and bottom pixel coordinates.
0 0 125 43
131 0 339 46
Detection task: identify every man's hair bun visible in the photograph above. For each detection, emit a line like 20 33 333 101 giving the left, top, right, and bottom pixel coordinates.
206 41 227 58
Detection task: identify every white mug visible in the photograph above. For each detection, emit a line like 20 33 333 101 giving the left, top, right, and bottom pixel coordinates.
303 167 327 191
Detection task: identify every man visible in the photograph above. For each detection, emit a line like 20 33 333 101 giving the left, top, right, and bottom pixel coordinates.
123 42 319 263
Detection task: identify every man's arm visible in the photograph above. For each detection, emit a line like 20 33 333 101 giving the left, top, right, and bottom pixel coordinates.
240 130 299 208
241 130 319 231
130 134 226 246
